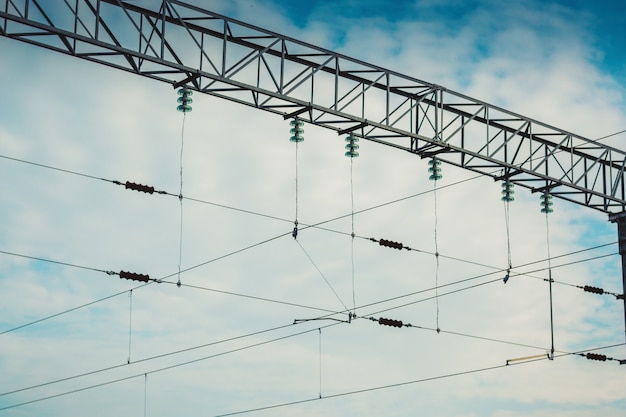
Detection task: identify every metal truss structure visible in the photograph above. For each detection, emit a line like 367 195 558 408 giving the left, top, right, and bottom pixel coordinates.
2 0 626 343
2 0 626 214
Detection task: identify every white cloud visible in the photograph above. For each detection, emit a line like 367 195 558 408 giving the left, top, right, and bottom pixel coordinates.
1 1 625 416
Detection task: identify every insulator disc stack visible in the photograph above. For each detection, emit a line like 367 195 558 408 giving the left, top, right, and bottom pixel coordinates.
345 134 359 158
501 180 515 202
289 119 304 142
428 158 442 181
176 87 193 113
540 192 554 213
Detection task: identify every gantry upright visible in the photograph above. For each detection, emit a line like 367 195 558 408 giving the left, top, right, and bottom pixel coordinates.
1 0 625 337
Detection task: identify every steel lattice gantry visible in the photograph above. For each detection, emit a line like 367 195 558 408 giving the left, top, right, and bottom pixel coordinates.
1 0 625 336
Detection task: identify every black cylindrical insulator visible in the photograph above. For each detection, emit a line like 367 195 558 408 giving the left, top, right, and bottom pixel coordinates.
120 270 150 282
583 285 604 294
586 353 607 361
125 181 155 194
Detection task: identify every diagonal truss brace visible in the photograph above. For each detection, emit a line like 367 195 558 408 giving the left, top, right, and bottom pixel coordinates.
1 0 625 214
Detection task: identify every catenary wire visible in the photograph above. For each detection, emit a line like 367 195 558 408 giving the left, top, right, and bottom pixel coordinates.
0 320 307 397
9 147 606 289
594 129 626 142
0 321 344 411
3 243 611 397
2 114 622 412
0 249 113 275
0 242 617 336
0 151 487 236
209 343 625 417
1 151 544 288
159 279 343 315
1 155 619 340
0 284 150 335
3 259 619 405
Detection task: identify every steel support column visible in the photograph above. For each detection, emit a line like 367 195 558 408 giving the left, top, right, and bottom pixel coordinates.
609 212 626 342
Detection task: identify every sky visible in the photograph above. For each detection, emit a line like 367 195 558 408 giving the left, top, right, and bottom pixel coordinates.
1 0 625 416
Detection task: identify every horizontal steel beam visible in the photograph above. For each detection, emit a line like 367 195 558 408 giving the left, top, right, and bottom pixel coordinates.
2 0 625 213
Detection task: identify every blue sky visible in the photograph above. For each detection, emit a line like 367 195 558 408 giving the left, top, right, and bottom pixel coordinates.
1 1 625 416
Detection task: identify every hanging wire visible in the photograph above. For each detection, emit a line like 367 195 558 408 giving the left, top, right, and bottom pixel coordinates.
543 189 555 359
502 179 514 283
345 133 359 315
428 158 442 332
318 328 322 399
0 322 344 412
176 88 192 288
144 373 148 417
290 118 303 239
350 151 356 314
295 239 349 312
127 290 133 364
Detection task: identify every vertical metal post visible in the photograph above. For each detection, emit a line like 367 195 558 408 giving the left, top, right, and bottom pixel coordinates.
609 211 626 342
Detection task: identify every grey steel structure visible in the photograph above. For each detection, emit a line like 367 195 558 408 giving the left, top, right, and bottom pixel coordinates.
1 0 625 336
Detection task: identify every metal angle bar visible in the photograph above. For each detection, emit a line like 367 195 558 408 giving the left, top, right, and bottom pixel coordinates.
146 3 186 68
531 134 571 173
611 157 626 198
338 121 368 135
386 96 416 129
111 0 160 59
415 95 438 137
172 71 200 88
283 55 334 98
31 0 74 53
222 37 280 78
557 150 585 183
336 71 387 113
441 104 486 149
81 0 138 71
283 105 312 120
259 53 280 91
64 0 94 40
573 149 609 189
281 61 311 92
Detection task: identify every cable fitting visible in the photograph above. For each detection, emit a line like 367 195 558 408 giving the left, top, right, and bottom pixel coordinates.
292 220 298 239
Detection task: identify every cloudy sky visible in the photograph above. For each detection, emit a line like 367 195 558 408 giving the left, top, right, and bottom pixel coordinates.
1 0 625 416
